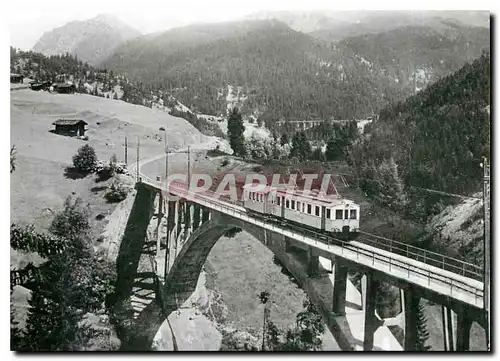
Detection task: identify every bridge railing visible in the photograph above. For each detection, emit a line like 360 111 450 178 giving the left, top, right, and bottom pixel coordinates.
357 231 483 281
138 176 484 308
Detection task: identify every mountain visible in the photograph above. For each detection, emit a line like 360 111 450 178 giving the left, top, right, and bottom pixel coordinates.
244 10 352 33
309 10 490 42
350 52 490 222
334 24 490 92
101 19 489 124
246 10 489 42
32 14 141 66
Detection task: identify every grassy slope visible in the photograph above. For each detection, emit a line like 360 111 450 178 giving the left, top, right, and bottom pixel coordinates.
10 89 205 264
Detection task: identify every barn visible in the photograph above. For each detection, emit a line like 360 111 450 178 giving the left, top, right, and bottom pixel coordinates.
53 83 76 94
52 119 87 137
30 81 52 91
10 74 24 83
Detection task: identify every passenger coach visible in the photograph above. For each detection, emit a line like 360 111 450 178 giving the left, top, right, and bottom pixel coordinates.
242 184 360 238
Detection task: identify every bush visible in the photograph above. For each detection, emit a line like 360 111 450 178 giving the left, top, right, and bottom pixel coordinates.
72 144 97 173
50 196 91 239
104 181 128 203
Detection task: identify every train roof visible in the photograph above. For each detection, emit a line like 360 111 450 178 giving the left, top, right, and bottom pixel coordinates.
242 183 358 207
277 188 357 207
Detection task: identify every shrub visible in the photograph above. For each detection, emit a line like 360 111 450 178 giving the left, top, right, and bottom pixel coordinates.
72 144 97 173
104 181 128 203
50 196 91 239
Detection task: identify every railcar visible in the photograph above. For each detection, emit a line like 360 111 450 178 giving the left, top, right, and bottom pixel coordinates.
242 184 360 240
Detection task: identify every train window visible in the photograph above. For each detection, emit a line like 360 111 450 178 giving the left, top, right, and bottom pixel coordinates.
302 203 305 212
350 209 357 219
326 209 331 219
336 210 343 219
286 199 290 208
259 194 263 202
315 206 320 216
307 204 312 214
291 200 295 209
345 210 349 219
277 197 281 206
297 201 300 211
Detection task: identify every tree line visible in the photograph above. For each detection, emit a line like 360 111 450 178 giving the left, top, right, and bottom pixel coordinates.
227 107 359 164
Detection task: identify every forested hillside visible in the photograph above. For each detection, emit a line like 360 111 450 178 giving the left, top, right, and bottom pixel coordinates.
350 52 490 221
335 24 490 94
102 19 489 124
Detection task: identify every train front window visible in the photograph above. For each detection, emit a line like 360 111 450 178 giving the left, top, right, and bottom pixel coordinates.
336 210 343 220
344 210 349 219
350 209 357 219
326 209 331 219
315 206 320 216
291 200 295 209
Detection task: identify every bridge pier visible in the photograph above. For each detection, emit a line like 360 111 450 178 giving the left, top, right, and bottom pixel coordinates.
193 204 201 231
306 246 320 277
202 207 210 223
363 273 380 351
184 202 191 235
155 192 163 255
284 236 293 253
403 285 420 351
442 305 456 351
456 306 473 351
164 201 176 274
114 184 156 303
332 260 348 315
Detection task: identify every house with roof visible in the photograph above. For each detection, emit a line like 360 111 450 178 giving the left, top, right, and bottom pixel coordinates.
52 119 87 137
53 83 76 94
10 74 24 83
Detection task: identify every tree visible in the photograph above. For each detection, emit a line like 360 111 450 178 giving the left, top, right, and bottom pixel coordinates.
72 144 97 174
290 132 311 161
19 195 116 351
49 196 90 239
312 147 325 161
280 133 289 146
259 291 271 350
10 145 16 173
415 303 431 351
22 255 81 351
265 299 325 351
11 296 23 350
227 107 246 157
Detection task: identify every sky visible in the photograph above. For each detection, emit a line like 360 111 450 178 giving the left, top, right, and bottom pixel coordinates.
5 0 495 51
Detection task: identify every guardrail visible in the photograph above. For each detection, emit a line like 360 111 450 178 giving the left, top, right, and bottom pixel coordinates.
357 231 483 281
138 175 484 309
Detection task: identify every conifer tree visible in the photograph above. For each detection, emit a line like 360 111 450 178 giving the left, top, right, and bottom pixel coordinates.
227 107 246 157
415 303 431 351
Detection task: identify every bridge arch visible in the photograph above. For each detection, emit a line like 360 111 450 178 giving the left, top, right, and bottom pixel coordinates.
129 209 358 350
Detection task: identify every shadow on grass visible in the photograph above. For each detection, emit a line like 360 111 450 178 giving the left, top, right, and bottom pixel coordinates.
91 185 108 193
95 169 113 183
64 166 89 180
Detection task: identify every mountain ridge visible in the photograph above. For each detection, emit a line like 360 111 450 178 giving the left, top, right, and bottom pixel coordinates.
32 13 141 66
101 19 489 122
